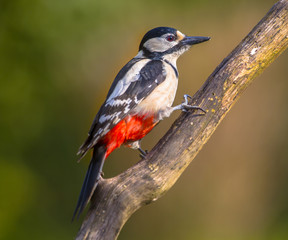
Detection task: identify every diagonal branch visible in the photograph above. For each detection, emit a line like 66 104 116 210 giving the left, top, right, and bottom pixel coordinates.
76 1 288 239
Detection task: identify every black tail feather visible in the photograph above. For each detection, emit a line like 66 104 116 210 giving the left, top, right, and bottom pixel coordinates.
72 145 106 221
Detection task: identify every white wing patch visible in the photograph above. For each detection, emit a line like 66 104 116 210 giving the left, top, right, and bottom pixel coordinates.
98 114 112 124
124 105 130 114
98 111 124 124
106 60 150 102
105 98 132 107
134 96 140 104
112 111 122 124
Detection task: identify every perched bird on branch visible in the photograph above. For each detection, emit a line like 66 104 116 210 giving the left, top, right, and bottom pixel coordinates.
73 27 210 219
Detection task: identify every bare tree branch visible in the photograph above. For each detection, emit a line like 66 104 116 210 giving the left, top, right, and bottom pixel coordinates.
76 1 288 239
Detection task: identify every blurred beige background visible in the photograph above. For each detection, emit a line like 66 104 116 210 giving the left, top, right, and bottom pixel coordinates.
0 0 287 239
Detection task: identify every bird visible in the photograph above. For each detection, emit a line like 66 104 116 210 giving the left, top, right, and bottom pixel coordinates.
73 26 210 219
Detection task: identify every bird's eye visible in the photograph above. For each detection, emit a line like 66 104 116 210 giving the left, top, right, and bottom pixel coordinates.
166 35 176 42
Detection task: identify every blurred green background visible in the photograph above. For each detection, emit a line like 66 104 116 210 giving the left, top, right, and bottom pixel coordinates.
1 0 288 239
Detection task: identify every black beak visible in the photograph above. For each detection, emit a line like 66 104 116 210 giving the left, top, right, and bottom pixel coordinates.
181 36 211 46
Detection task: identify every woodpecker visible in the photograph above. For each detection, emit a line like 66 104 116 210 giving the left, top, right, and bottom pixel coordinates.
73 27 210 219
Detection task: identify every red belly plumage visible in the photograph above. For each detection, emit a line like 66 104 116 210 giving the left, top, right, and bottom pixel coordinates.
100 114 158 158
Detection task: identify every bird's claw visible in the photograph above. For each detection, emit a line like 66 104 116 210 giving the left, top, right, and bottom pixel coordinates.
181 94 206 113
138 148 148 159
181 104 206 113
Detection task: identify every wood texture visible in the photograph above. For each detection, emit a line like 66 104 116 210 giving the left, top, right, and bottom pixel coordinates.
76 1 288 239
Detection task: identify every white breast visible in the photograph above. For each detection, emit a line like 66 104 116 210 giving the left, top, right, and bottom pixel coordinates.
134 61 178 118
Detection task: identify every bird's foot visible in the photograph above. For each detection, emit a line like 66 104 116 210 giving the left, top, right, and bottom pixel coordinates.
138 147 149 159
175 94 206 113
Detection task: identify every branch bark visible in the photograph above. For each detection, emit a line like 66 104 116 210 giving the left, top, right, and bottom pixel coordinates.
76 1 288 239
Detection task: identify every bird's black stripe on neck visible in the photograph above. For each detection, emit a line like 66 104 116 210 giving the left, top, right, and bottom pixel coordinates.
142 48 179 77
164 59 178 78
142 43 182 59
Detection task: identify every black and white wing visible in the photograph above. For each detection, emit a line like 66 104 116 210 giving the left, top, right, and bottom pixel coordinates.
77 58 167 158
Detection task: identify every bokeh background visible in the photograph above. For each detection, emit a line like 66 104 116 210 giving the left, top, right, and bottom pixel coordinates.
1 0 288 239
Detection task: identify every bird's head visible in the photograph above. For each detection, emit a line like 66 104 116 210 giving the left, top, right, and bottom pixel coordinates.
137 27 210 64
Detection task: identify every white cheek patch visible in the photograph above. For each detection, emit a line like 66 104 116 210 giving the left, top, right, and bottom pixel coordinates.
144 37 177 52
